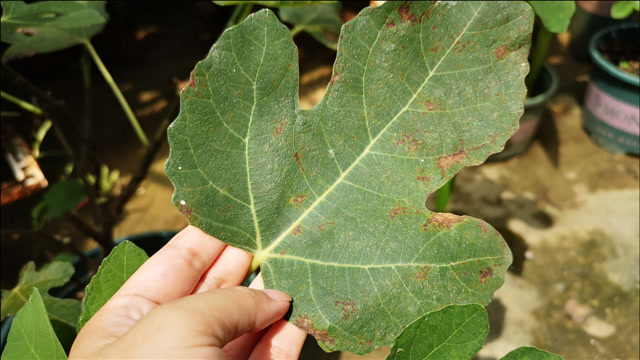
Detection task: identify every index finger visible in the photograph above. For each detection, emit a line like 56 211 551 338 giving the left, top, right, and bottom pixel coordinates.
115 225 236 304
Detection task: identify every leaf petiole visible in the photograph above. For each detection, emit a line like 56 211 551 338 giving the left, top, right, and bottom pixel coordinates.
83 40 149 147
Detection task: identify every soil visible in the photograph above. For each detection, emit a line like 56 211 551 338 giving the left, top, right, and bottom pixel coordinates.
599 37 640 76
1 2 639 360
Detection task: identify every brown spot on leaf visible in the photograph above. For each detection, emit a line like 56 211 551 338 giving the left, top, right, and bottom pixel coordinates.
292 225 302 236
273 120 286 137
294 147 306 173
386 20 396 29
495 44 508 60
415 265 431 280
423 213 463 231
389 203 408 220
280 250 287 256
187 69 197 88
436 150 468 172
180 204 194 221
480 267 494 284
416 169 431 184
398 3 418 25
318 221 335 232
290 194 308 207
334 299 358 321
295 316 336 347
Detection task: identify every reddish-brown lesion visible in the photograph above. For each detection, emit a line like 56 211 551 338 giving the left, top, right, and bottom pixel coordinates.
334 299 358 321
422 213 463 231
295 316 336 347
292 224 302 236
294 147 307 174
289 194 308 207
389 202 408 220
480 267 494 284
415 265 431 280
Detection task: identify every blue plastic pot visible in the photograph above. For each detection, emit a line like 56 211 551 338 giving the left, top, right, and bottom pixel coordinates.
583 22 639 155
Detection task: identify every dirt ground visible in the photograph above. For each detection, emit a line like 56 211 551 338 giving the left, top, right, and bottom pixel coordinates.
1 3 638 359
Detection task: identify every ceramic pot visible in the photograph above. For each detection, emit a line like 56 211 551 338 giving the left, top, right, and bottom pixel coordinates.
583 22 639 155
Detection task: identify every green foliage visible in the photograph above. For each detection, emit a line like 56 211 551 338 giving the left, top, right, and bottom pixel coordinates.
214 1 336 8
1 261 75 321
611 1 640 19
501 346 564 360
0 1 108 60
386 304 488 360
166 1 532 354
526 1 576 33
77 241 149 332
279 3 343 50
0 289 66 360
31 179 87 229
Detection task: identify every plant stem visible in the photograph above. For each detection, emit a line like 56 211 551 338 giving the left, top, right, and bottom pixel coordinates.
83 40 149 147
434 176 456 213
226 3 253 28
525 26 553 94
1 90 43 115
290 25 304 37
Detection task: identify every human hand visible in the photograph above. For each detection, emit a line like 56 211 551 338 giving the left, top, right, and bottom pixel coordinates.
70 225 307 359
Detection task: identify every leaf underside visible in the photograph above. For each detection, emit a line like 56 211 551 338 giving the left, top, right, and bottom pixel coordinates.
166 1 532 354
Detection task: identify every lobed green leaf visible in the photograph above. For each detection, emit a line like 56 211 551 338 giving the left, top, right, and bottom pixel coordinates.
166 1 532 354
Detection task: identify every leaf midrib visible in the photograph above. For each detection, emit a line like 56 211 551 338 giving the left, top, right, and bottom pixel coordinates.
256 3 483 261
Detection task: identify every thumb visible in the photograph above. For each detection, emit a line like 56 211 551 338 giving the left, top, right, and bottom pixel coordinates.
164 286 292 348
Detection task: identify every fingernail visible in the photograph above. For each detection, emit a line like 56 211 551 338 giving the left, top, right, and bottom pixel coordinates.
262 289 292 302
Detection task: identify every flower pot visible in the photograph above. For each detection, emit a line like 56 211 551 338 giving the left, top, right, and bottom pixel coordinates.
0 231 177 353
488 63 559 162
583 22 639 155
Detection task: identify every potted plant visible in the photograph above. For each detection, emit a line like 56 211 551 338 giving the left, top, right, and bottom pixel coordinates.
488 1 575 161
582 21 639 154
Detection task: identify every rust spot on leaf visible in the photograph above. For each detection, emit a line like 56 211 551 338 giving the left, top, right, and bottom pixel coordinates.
180 204 194 221
389 203 408 220
495 44 508 60
318 221 335 232
280 250 287 256
423 213 463 231
334 299 358 321
273 120 286 137
480 267 494 284
294 147 306 173
398 3 418 25
437 150 468 172
187 69 197 88
386 20 396 29
290 194 308 207
292 225 302 236
415 265 431 280
416 169 431 184
295 316 336 347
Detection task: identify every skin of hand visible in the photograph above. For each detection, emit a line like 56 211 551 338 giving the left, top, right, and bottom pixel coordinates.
69 225 307 359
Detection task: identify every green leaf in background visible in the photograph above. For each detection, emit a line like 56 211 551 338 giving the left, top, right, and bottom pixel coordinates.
77 241 149 332
527 1 576 33
214 1 336 8
501 346 564 360
42 295 82 353
0 0 108 60
1 261 74 321
386 304 488 360
610 1 639 19
31 179 87 228
0 289 66 360
166 1 532 354
279 3 343 50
